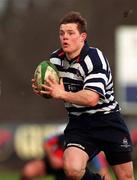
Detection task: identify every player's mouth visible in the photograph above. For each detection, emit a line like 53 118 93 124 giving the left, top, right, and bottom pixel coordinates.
63 42 69 48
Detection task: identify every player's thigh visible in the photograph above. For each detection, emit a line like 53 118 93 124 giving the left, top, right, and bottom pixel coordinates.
105 149 134 179
112 161 134 180
63 146 89 172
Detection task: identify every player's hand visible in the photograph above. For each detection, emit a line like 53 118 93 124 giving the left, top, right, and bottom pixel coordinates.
40 76 65 99
31 79 41 95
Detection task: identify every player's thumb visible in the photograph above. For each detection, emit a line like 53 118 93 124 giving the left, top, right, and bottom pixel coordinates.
59 78 63 85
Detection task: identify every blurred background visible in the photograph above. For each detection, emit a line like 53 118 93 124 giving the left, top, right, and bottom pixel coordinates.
0 0 137 179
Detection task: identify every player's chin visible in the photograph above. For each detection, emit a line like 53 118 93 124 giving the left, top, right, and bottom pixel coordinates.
62 47 71 53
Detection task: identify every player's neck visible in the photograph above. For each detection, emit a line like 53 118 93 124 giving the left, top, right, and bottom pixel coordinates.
66 45 83 60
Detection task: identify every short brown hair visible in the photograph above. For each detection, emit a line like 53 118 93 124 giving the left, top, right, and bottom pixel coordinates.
59 11 87 33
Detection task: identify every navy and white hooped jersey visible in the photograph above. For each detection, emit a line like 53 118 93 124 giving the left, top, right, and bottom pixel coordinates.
50 42 120 116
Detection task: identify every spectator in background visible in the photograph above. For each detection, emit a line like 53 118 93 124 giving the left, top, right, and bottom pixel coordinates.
20 133 67 180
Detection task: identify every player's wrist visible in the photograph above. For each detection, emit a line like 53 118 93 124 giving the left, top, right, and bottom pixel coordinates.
59 90 68 101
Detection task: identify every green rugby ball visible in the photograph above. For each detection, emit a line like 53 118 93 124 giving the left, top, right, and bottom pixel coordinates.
34 60 59 98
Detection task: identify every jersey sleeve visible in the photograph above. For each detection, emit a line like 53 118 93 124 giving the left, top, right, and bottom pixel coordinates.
83 49 109 100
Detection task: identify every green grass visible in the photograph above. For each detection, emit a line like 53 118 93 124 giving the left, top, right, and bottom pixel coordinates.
0 171 19 180
0 171 54 180
0 169 136 180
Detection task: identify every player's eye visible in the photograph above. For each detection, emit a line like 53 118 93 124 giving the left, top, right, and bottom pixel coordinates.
68 31 75 35
59 31 64 36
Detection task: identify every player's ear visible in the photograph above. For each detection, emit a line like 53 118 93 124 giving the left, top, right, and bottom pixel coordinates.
81 32 87 42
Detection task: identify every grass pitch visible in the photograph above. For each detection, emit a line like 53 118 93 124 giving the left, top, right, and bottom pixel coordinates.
0 170 54 180
0 169 136 180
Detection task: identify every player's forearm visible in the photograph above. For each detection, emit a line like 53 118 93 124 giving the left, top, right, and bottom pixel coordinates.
60 89 99 106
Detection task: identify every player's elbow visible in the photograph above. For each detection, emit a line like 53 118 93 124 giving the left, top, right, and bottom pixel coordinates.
87 94 100 107
88 99 98 106
84 90 99 106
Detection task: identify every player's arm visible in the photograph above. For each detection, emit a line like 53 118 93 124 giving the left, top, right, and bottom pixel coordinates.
41 76 100 106
60 89 99 106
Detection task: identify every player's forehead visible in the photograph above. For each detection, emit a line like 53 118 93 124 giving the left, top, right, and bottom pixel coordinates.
59 23 79 32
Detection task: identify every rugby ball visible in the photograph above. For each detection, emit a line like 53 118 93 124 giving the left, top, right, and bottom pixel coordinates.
34 60 59 98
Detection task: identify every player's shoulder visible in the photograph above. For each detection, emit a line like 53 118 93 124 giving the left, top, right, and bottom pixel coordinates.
50 48 65 59
88 46 103 57
86 47 106 68
81 43 103 62
82 46 101 63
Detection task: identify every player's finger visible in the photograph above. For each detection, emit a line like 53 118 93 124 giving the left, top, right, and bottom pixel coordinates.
33 89 41 95
46 75 56 84
41 84 52 91
32 83 38 89
40 90 51 95
60 78 63 84
31 78 35 82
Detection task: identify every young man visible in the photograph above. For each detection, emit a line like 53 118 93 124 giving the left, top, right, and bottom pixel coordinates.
32 11 134 180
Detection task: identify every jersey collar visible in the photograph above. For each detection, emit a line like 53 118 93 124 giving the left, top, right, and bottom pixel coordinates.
58 41 90 63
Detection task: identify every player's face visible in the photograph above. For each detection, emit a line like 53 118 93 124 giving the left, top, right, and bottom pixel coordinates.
59 23 87 59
